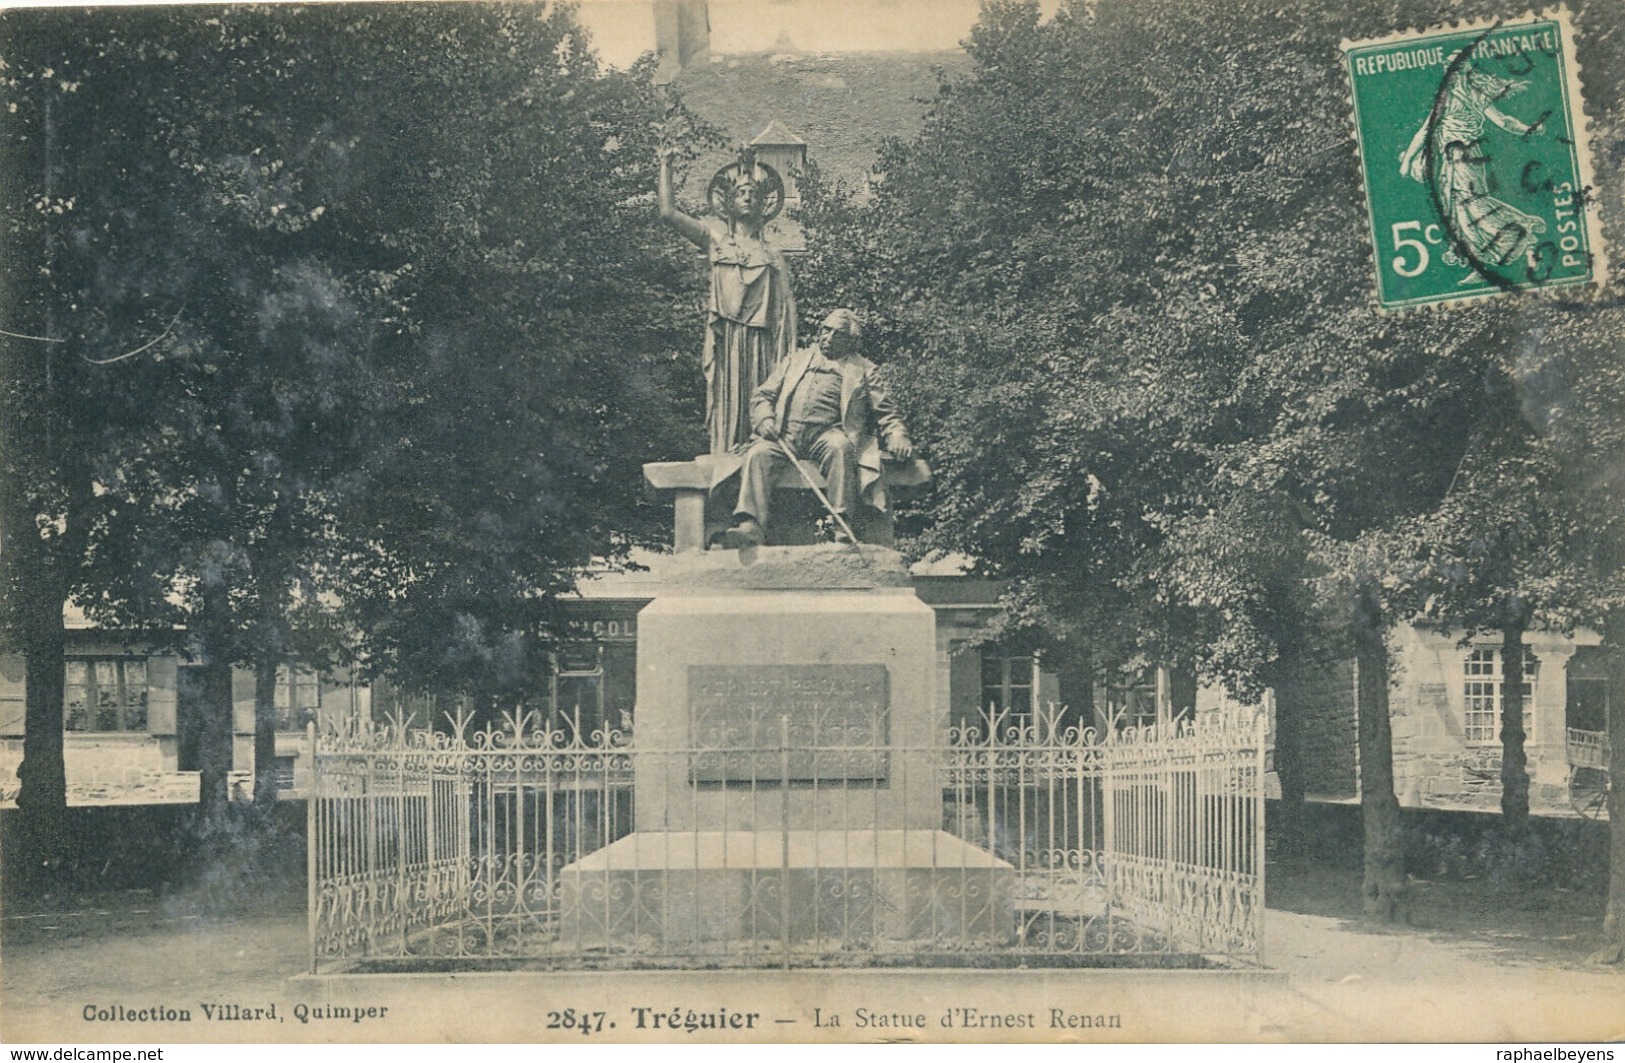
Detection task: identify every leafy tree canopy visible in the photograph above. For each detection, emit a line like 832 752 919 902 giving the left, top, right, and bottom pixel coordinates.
1 3 715 706
797 0 1625 695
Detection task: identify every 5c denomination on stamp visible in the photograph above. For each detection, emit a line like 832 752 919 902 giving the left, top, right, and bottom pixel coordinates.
1343 9 1606 310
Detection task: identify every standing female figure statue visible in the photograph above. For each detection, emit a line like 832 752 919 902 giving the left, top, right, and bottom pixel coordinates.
659 146 796 454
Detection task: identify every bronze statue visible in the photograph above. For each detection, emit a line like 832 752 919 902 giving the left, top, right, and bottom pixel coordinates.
658 146 797 455
719 309 914 548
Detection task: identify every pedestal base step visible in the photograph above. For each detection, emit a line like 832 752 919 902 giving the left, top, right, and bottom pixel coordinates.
558 829 1013 951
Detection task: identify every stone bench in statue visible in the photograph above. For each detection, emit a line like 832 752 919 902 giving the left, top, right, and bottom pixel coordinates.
644 453 932 552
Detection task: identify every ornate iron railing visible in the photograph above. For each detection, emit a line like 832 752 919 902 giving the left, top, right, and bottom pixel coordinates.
308 704 1265 971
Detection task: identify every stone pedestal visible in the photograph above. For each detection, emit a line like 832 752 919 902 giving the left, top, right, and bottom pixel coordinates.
557 545 1012 953
634 587 940 832
558 830 1010 951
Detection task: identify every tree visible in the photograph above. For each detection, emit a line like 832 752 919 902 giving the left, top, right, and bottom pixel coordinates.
1 2 711 853
1391 419 1589 836
0 8 395 821
1511 254 1625 960
796 0 1624 928
295 3 708 707
0 9 215 867
1353 573 1409 921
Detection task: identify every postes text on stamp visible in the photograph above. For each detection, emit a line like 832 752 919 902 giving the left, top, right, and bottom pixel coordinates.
1344 11 1604 310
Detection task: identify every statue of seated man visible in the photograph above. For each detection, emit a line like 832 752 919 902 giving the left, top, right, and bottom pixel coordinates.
718 309 915 549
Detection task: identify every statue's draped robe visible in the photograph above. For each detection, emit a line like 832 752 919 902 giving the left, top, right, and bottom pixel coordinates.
1405 77 1546 270
705 231 795 454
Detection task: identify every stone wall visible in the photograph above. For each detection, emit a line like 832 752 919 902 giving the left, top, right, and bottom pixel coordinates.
1276 659 1360 802
0 734 197 806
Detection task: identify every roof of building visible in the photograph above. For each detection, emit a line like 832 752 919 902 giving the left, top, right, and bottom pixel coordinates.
674 50 970 193
749 119 806 147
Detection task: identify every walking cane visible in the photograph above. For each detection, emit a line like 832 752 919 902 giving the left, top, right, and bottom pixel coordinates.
775 435 860 546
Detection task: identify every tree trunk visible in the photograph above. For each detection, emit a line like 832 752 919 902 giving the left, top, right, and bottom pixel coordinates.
1499 614 1530 834
196 651 235 823
252 656 279 808
1593 639 1625 964
1354 586 1409 923
13 581 69 883
192 575 242 823
9 77 68 880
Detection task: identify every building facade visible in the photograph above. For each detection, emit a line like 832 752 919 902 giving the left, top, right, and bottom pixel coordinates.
1281 625 1609 818
0 609 366 807
20 595 1590 820
0 572 1090 809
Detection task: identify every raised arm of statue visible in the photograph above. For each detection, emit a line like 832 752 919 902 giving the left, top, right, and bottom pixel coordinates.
657 147 712 250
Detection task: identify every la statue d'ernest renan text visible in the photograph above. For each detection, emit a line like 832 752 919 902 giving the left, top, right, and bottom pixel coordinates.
812 1006 1123 1031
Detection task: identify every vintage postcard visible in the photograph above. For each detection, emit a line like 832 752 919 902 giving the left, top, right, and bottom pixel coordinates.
1 0 1621 1048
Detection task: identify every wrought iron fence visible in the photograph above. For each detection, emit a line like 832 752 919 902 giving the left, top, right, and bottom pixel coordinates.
308 704 1265 972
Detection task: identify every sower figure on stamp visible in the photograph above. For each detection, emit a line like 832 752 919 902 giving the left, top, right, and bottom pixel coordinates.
1398 64 1548 281
718 309 914 549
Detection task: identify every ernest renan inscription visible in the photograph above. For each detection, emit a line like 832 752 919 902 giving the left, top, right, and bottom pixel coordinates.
688 664 890 784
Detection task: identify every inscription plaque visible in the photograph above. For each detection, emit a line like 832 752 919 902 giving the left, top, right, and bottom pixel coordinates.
688 664 890 784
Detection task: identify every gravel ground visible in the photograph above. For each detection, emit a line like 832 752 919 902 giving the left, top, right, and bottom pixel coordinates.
3 863 1620 1044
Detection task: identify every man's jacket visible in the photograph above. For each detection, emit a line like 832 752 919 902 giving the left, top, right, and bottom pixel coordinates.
749 344 912 508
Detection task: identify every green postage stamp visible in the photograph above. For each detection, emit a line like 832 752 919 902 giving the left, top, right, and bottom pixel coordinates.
1344 10 1606 310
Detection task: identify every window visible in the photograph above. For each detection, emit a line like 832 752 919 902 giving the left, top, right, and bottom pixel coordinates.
65 658 148 732
551 644 605 738
274 666 321 731
1463 647 1538 745
981 654 1036 719
1113 675 1160 731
